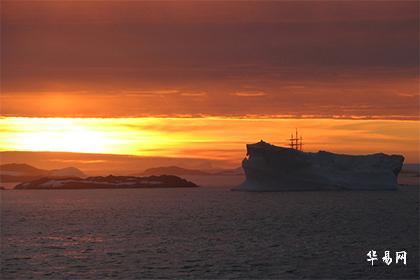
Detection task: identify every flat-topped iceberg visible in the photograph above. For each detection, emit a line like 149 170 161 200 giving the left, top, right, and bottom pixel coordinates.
233 141 404 191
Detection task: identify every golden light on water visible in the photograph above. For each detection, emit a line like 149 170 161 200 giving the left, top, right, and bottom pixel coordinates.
0 117 419 162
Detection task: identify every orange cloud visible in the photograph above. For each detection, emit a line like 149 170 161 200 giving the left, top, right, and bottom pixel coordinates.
180 92 207 97
121 89 180 96
2 2 418 119
232 91 267 97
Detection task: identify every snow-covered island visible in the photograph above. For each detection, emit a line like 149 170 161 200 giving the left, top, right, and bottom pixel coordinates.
233 140 404 191
15 175 198 190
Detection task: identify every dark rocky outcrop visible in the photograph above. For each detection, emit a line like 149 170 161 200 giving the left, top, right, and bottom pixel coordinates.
15 175 198 189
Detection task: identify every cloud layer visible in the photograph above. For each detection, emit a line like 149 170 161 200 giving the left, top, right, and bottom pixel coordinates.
1 1 418 119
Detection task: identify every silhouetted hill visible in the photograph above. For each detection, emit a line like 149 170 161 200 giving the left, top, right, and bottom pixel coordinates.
212 167 243 175
142 166 211 176
0 151 228 176
142 166 243 176
1 163 44 174
0 163 86 182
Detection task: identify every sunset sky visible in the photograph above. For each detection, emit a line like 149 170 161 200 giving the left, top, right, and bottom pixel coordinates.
1 1 419 170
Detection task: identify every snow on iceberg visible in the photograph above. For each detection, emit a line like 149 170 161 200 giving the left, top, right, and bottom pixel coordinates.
233 140 404 191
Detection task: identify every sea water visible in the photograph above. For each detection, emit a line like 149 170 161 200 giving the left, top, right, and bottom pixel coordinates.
1 187 418 279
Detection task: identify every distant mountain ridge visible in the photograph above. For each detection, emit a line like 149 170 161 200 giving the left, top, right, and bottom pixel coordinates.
142 166 211 176
0 163 86 182
142 166 243 176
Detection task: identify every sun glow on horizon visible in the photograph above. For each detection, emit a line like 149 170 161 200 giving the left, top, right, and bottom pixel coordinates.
0 118 171 156
0 117 419 163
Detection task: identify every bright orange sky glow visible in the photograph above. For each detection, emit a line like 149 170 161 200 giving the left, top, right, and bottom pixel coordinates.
1 1 418 169
1 117 418 165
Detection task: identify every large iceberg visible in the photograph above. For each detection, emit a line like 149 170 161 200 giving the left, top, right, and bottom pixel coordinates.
233 140 404 191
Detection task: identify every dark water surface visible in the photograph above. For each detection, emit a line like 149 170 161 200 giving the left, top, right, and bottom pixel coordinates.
1 187 419 279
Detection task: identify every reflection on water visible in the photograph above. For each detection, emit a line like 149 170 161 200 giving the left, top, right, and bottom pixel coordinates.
1 187 419 279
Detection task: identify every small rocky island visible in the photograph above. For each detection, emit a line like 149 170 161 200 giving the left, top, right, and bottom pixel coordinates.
15 175 198 190
233 140 404 191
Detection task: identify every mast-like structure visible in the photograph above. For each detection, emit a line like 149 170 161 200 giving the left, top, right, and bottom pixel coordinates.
288 129 303 151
